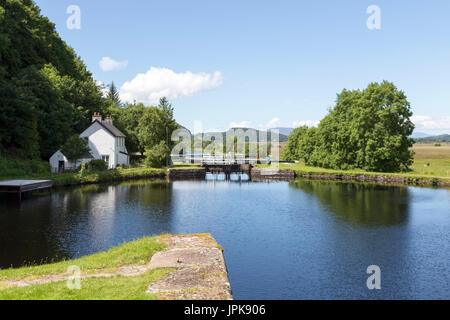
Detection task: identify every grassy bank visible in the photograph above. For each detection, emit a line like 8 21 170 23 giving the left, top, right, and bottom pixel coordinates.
0 269 172 300
0 167 166 187
0 236 172 300
0 158 203 187
51 167 168 186
266 162 450 184
0 236 166 280
261 143 450 186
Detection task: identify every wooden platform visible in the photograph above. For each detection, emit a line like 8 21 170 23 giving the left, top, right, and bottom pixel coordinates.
0 180 53 200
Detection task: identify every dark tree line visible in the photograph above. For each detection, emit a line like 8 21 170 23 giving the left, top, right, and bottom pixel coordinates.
0 0 106 159
0 0 178 162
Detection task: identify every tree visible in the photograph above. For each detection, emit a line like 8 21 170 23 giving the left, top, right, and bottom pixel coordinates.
282 126 309 161
137 99 179 153
61 135 90 167
107 81 121 106
107 102 145 155
145 141 170 168
0 0 105 159
137 107 166 151
158 97 177 166
310 81 415 172
286 81 415 172
283 126 319 163
158 97 174 119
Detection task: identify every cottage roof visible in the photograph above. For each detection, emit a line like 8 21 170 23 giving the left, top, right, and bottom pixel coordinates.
92 120 126 138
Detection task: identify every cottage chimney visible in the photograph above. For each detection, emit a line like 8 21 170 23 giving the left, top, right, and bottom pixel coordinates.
92 112 102 122
104 115 113 125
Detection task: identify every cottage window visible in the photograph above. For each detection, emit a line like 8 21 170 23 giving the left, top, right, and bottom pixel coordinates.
102 155 110 165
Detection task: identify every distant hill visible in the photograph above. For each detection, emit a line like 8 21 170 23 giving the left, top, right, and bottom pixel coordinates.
411 132 432 139
194 128 289 142
414 134 450 143
270 127 294 136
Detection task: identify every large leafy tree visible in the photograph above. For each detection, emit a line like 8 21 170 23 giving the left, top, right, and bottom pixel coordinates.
137 98 179 153
283 126 308 161
107 102 146 155
286 81 415 172
106 97 179 156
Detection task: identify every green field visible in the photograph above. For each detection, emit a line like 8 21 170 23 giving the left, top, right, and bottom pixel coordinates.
409 143 450 177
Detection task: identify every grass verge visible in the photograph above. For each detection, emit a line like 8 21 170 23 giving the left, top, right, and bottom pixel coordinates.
0 268 173 300
0 236 166 281
0 167 167 187
0 164 203 187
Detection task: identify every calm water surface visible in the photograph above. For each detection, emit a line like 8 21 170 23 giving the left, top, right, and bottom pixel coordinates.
0 179 449 299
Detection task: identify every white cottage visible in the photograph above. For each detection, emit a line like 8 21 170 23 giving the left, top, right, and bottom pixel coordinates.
50 113 129 172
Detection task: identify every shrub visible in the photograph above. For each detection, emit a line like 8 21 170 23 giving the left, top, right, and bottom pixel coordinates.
0 157 50 177
145 141 170 168
87 160 108 172
61 135 91 163
80 162 87 176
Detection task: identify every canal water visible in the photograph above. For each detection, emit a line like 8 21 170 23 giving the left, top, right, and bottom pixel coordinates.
0 179 449 299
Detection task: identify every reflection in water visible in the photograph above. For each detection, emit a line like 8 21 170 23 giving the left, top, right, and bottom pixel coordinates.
0 180 173 268
206 172 250 181
0 179 449 299
290 180 410 227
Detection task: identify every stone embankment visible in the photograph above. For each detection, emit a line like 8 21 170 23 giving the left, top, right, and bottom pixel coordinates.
169 169 206 180
250 167 450 187
147 233 233 300
0 233 233 300
295 172 450 187
250 168 295 181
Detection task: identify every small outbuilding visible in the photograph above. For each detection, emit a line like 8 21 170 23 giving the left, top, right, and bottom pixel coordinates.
49 150 94 173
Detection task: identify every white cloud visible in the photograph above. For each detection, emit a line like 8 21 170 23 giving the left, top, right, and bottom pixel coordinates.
229 121 252 129
267 117 281 128
411 115 450 134
119 67 223 104
257 118 282 130
96 81 109 97
292 120 320 128
99 57 128 72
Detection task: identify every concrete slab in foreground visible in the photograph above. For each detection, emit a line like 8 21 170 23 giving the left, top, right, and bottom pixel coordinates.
147 233 233 300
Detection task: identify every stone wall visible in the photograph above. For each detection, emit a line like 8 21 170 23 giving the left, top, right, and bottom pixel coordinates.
168 168 206 180
295 172 450 187
250 168 295 182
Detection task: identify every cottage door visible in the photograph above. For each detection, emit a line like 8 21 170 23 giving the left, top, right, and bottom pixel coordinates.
58 161 65 173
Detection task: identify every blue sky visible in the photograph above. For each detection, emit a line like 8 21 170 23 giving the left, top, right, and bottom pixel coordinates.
35 0 450 134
